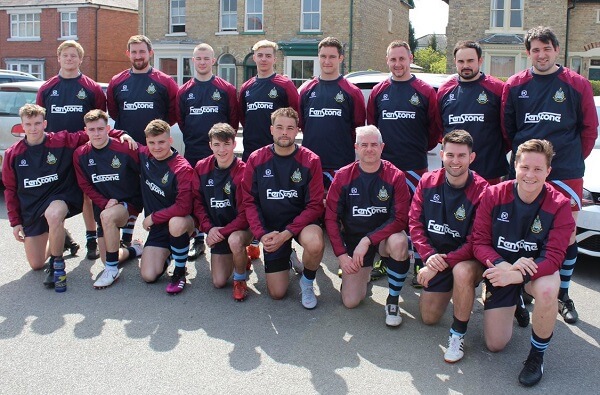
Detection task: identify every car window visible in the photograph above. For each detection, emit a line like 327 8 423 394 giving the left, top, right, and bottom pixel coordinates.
0 90 37 116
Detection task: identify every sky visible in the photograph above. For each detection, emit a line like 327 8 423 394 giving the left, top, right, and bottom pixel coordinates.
410 0 449 38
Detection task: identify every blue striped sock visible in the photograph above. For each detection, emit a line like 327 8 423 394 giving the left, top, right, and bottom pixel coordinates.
385 257 410 304
170 234 189 269
559 243 577 299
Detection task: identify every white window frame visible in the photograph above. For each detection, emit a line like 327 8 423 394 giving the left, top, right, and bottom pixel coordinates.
218 54 237 88
152 44 195 85
284 56 320 87
5 60 45 79
7 9 42 41
596 9 600 24
488 0 523 33
300 0 321 32
169 0 186 35
219 0 238 32
482 49 526 78
245 0 264 32
59 9 78 39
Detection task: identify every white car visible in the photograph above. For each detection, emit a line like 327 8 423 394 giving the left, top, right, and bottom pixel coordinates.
576 96 600 257
0 80 184 176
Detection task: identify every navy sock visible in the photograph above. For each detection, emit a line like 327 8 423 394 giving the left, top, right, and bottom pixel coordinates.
303 267 317 281
559 243 577 300
86 231 97 241
106 251 119 268
170 234 189 269
529 330 552 357
450 316 468 337
385 257 410 305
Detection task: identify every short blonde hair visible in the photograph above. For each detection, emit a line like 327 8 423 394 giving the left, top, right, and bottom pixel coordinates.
144 119 170 137
252 40 278 52
193 43 214 57
19 103 46 119
57 40 84 58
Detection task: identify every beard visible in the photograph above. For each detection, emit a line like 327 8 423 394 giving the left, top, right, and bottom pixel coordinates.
132 59 150 71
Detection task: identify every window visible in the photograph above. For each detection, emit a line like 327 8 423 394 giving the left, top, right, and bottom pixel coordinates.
245 0 263 32
9 12 41 39
6 61 45 79
60 11 77 38
285 57 319 88
170 0 186 33
218 54 237 87
589 59 600 81
489 55 515 78
490 0 522 29
301 0 320 32
157 56 192 85
570 57 582 75
243 54 257 81
220 0 238 31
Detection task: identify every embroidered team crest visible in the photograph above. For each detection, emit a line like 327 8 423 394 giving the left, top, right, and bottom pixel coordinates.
531 216 543 234
268 87 278 99
553 87 566 103
476 91 488 104
454 204 466 221
46 152 57 165
212 90 222 101
291 168 302 183
161 172 169 184
409 93 420 106
377 186 389 201
147 83 157 95
76 88 87 100
111 155 121 169
223 181 231 195
334 91 345 103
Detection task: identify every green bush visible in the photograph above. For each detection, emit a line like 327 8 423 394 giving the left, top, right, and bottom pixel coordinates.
590 80 600 96
413 47 447 74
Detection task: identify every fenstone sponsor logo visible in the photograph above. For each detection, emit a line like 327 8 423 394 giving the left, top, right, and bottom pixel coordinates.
448 114 484 124
382 110 416 120
524 112 561 123
210 198 231 208
266 189 298 199
497 236 538 253
123 101 154 110
145 179 165 197
92 173 120 183
308 108 342 117
247 102 273 111
190 106 219 115
427 220 461 238
51 104 84 114
24 174 58 188
352 206 388 217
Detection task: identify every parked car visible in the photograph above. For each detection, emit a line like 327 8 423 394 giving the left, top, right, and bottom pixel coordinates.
575 96 600 257
0 69 41 84
0 80 184 176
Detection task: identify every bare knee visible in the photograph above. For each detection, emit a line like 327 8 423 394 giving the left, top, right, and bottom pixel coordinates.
168 217 189 237
485 338 508 353
342 295 362 309
420 311 442 326
228 232 245 254
212 275 228 289
386 233 408 260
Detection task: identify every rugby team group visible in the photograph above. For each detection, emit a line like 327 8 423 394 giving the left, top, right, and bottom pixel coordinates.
2 25 597 387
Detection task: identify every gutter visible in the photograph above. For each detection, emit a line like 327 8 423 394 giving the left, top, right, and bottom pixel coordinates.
565 0 577 66
348 0 354 73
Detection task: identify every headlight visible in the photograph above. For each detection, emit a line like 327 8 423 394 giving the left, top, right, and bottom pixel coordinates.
582 188 594 207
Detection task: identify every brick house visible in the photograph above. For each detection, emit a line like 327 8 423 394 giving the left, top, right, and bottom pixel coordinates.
443 0 600 80
139 0 414 88
0 0 138 82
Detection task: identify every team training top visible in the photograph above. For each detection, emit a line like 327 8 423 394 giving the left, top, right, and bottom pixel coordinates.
73 137 142 212
107 68 178 143
3 129 124 227
367 75 442 171
501 66 598 180
238 73 299 160
437 73 509 180
472 181 575 281
299 76 366 170
138 147 193 225
325 160 411 257
193 155 248 237
242 145 324 240
176 76 239 162
37 74 107 133
409 168 488 267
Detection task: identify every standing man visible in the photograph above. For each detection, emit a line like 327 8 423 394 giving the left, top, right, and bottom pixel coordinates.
410 130 488 362
177 43 239 261
502 26 598 324
193 123 253 301
367 40 442 284
73 110 144 289
239 39 299 260
438 40 508 184
107 34 179 248
37 40 107 260
242 107 325 308
299 36 366 190
325 125 411 326
472 139 575 387
138 120 195 294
